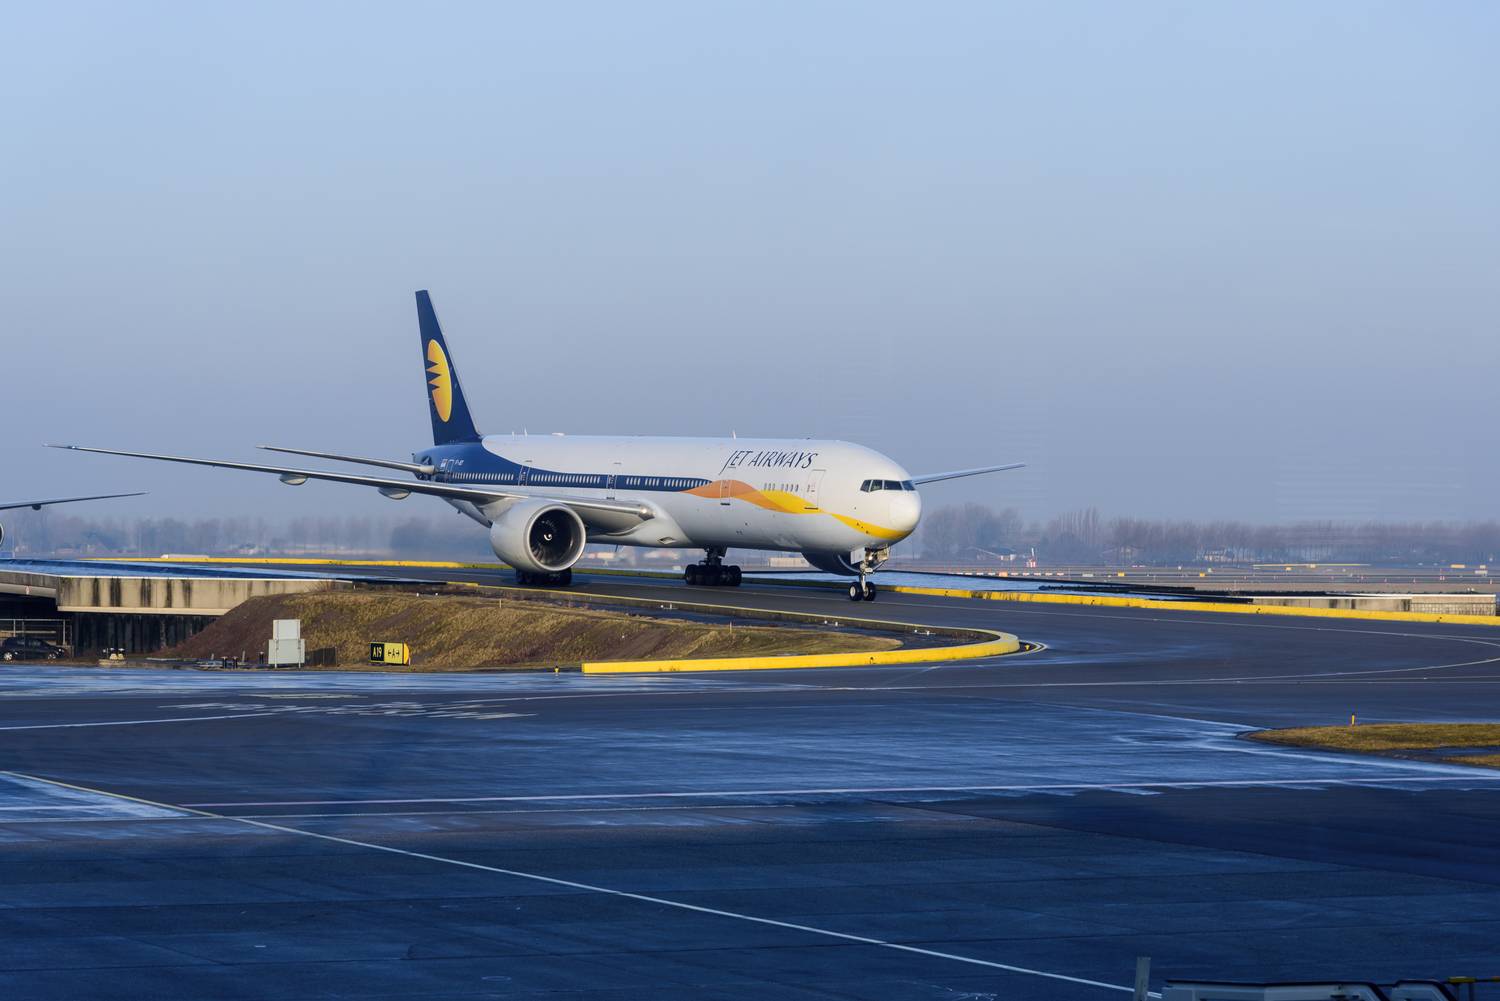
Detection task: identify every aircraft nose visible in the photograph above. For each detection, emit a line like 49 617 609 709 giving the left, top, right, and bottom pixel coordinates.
890 490 922 538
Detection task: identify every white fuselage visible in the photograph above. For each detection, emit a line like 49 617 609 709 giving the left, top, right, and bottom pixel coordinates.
422 434 922 557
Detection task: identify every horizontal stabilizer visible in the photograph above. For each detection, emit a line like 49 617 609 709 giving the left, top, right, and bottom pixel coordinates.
909 462 1024 486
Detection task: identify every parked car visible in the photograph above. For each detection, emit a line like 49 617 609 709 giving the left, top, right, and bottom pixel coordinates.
0 636 66 661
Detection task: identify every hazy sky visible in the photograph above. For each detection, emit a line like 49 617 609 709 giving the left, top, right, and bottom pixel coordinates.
4 2 1496 525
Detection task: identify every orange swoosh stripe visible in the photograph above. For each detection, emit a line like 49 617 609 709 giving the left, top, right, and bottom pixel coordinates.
687 479 904 539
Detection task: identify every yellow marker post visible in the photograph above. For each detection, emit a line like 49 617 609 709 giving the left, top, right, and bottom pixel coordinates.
368 642 411 666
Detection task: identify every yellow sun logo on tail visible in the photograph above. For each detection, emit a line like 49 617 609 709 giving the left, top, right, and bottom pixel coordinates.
426 340 453 422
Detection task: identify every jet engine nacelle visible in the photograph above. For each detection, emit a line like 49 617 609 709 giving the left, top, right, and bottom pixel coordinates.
801 549 860 576
0 522 5 548
488 500 587 574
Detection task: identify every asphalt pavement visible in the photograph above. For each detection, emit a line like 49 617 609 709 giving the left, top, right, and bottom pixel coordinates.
1 570 1498 1000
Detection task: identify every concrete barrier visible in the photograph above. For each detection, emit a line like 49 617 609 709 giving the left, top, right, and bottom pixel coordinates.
54 576 346 615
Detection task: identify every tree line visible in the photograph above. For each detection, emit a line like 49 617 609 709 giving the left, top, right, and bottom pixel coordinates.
1 511 490 561
911 503 1500 565
4 505 1497 566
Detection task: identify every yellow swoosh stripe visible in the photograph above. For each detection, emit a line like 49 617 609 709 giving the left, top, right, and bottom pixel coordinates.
688 479 905 539
827 512 906 541
426 340 452 422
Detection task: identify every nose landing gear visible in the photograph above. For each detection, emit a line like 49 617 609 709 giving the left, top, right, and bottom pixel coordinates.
686 548 742 587
846 546 890 602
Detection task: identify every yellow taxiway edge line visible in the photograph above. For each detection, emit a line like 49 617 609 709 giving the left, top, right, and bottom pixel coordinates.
888 586 1500 626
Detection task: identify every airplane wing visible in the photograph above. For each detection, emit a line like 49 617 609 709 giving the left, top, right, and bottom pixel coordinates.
48 446 651 521
257 445 434 475
909 462 1025 486
0 491 147 512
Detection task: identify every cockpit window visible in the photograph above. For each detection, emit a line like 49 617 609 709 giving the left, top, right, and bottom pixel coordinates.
861 479 914 492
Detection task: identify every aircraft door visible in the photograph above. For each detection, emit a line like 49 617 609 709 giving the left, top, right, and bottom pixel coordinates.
607 461 621 499
805 469 825 510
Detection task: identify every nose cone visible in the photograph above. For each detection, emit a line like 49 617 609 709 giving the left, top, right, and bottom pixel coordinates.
889 489 922 540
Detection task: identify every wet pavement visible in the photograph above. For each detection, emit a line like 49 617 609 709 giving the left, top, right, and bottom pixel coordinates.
1 577 1498 999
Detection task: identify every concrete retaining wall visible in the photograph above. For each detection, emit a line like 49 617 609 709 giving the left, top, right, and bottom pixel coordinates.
1250 593 1496 616
55 576 346 615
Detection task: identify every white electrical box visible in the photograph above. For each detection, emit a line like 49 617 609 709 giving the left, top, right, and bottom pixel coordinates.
268 619 305 667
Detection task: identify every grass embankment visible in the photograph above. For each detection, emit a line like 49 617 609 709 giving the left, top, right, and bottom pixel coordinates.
168 591 898 670
1248 723 1500 770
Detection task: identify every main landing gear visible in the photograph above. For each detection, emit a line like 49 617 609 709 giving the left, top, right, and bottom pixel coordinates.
846 545 890 602
515 569 572 587
685 548 742 587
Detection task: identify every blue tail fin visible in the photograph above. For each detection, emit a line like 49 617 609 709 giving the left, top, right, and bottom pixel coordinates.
416 290 481 445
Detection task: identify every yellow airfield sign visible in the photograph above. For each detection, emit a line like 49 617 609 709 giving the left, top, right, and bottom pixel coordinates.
368 642 411 666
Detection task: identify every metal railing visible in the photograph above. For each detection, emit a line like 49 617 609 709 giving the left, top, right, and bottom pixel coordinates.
0 618 71 648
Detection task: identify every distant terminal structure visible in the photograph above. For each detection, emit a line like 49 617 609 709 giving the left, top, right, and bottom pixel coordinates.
0 560 353 654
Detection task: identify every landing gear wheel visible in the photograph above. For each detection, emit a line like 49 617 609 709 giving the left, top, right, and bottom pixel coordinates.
689 560 741 586
516 569 571 586
862 581 877 602
848 582 864 602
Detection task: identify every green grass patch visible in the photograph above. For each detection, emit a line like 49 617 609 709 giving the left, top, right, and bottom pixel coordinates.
1248 723 1500 754
1439 753 1500 770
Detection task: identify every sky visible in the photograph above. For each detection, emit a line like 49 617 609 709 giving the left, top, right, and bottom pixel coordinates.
3 1 1496 526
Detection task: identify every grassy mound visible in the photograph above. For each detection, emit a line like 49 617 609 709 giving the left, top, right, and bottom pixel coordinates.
168 590 897 670
1247 723 1500 770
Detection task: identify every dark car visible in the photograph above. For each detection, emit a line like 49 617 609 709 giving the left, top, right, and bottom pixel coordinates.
0 636 66 661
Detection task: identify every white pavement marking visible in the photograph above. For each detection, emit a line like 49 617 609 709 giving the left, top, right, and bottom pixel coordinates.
0 712 274 731
184 772 1500 808
250 803 816 820
0 770 1155 998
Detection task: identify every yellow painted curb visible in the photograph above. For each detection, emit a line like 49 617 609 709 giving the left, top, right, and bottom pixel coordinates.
436 578 1024 674
92 557 679 574
888 585 1500 627
581 630 1020 674
93 556 495 570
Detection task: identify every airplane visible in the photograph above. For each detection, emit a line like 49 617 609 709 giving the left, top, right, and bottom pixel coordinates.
0 493 146 549
53 291 1022 601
